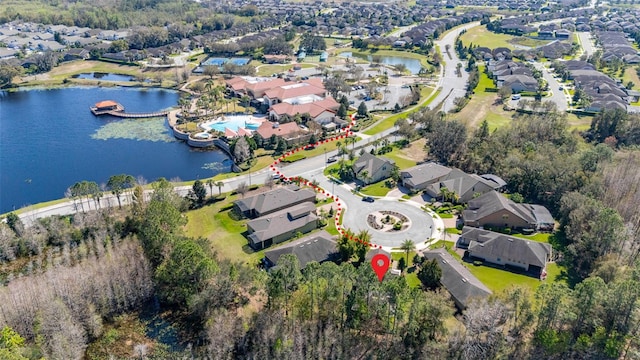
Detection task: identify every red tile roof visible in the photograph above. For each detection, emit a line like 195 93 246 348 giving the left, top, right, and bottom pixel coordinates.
256 121 303 139
263 81 325 101
270 101 336 119
94 100 118 108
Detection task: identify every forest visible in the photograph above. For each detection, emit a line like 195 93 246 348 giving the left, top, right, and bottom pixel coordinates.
0 103 639 359
0 0 254 31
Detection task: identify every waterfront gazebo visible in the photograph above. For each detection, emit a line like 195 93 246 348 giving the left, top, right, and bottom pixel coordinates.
94 100 120 111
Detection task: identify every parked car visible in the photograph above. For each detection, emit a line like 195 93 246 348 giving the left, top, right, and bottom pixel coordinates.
362 196 375 203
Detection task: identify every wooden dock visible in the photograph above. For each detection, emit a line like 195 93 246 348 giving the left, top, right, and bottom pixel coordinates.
90 100 169 119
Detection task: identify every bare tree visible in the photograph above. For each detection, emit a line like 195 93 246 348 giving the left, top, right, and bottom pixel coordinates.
236 182 249 198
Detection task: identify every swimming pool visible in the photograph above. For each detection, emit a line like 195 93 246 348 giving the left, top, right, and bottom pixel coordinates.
201 115 263 132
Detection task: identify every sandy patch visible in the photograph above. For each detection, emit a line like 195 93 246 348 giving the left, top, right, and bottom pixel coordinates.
397 138 427 161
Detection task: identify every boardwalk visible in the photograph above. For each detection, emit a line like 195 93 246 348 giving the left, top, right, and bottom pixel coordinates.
90 100 169 119
103 110 169 118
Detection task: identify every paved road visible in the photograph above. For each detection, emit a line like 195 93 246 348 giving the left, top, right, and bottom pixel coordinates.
576 32 596 58
533 62 568 111
431 22 480 112
386 24 419 38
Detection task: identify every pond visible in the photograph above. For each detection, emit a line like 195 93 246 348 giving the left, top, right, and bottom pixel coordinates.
339 52 423 74
0 87 231 213
72 72 137 81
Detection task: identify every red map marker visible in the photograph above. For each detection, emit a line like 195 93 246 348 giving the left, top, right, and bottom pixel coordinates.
371 254 390 282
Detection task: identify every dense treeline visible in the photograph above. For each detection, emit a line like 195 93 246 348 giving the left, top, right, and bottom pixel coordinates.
0 0 249 30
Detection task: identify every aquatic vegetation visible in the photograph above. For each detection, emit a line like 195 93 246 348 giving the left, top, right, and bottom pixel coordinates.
202 162 226 171
92 118 174 142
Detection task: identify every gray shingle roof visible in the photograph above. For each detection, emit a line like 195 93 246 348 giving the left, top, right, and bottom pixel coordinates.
264 230 337 269
247 202 317 245
423 248 492 309
462 227 552 269
425 169 498 201
352 152 394 177
463 190 537 225
235 186 316 217
400 162 452 189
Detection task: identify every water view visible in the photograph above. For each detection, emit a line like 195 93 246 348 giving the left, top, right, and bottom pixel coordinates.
339 52 423 74
0 87 231 213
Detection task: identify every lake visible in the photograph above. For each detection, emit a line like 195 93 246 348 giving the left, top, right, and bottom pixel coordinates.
339 52 423 74
72 73 136 81
0 87 231 213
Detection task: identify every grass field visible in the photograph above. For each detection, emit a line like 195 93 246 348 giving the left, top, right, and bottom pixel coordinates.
382 147 419 169
623 67 640 90
459 26 551 50
453 91 513 130
459 26 514 49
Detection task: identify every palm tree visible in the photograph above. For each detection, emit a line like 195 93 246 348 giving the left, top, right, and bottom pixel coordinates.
400 239 415 268
216 181 224 196
206 179 214 198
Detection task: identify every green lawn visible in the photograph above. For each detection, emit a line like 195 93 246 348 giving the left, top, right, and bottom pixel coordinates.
360 180 393 196
282 153 306 163
184 195 265 265
476 66 494 92
511 232 553 243
430 241 566 297
363 87 439 135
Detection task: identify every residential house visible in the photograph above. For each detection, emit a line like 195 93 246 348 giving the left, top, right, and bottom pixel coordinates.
246 202 319 249
422 248 492 310
352 152 396 185
457 226 553 278
501 74 538 93
233 185 316 219
62 48 90 61
263 230 338 269
400 162 452 192
555 29 572 39
462 190 555 231
424 169 503 203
